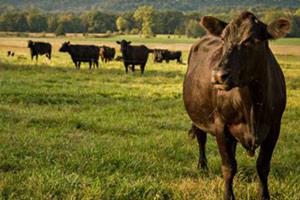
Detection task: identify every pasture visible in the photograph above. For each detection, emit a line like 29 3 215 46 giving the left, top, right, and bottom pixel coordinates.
0 36 299 199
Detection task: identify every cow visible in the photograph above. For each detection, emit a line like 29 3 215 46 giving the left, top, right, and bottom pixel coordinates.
59 41 100 70
153 49 182 63
153 49 167 63
27 40 51 61
100 46 116 63
7 51 15 57
116 40 151 74
183 11 291 200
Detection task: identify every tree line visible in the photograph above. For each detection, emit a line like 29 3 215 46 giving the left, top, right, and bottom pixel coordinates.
0 6 300 37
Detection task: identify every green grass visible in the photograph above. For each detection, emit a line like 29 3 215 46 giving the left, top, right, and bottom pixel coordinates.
0 39 300 200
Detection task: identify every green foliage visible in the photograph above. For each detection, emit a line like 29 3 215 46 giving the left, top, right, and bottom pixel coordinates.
116 16 130 32
185 19 205 38
27 10 48 32
55 24 65 36
134 6 155 37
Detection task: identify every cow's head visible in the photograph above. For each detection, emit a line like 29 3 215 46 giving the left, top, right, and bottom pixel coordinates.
27 40 33 48
116 40 131 55
59 41 70 52
154 49 164 63
202 11 291 90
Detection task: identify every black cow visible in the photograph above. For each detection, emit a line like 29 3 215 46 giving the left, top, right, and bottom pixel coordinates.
154 49 182 63
7 51 15 57
100 46 116 63
59 42 100 70
116 40 150 74
28 40 51 61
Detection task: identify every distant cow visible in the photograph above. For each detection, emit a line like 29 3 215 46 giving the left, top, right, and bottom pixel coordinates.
7 51 15 57
116 40 151 74
59 41 100 70
28 40 51 61
183 12 291 200
153 49 182 63
100 46 116 62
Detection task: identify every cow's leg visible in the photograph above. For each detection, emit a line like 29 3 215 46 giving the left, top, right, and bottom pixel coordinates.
35 55 38 62
124 63 129 73
256 123 280 200
141 64 145 74
48 52 51 60
189 124 208 170
216 123 237 200
77 62 81 70
89 61 92 70
132 65 135 72
95 61 99 68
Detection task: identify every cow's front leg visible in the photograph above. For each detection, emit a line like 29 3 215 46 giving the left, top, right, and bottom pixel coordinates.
256 123 280 200
124 63 129 73
216 124 237 200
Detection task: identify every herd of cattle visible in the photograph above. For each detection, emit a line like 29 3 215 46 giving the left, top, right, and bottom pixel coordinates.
24 40 183 73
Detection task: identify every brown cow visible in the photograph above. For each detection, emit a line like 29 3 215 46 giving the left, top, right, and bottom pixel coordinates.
183 11 291 200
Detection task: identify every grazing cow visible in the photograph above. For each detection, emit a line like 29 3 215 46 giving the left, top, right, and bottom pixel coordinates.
100 46 116 63
59 41 100 70
153 49 167 63
154 49 182 63
7 51 15 57
183 11 291 200
116 40 150 74
27 40 51 61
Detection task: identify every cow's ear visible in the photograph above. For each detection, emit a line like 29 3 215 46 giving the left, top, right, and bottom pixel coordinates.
267 19 291 39
127 41 131 45
116 41 121 44
200 16 228 37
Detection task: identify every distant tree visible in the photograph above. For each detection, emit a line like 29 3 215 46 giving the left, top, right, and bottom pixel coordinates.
116 16 130 32
262 10 290 24
15 13 29 32
47 15 58 32
55 24 65 36
154 11 185 34
185 19 205 38
81 11 116 33
134 6 155 37
27 11 48 32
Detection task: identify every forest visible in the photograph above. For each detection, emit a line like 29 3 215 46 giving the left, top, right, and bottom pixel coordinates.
0 3 300 37
0 0 299 12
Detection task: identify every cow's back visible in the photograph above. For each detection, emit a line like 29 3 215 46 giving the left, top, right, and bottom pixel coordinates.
183 35 223 133
69 45 99 61
32 42 51 54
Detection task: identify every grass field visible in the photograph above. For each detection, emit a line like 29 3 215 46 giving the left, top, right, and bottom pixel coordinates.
0 36 300 200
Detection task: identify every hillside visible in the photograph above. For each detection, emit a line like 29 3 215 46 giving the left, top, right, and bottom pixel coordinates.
1 0 300 12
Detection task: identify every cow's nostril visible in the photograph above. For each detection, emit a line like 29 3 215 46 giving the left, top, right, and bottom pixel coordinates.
220 73 230 82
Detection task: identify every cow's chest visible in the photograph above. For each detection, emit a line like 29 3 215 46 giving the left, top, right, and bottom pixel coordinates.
215 90 270 154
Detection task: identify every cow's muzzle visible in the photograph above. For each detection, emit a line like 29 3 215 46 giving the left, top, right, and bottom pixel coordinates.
211 70 233 91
